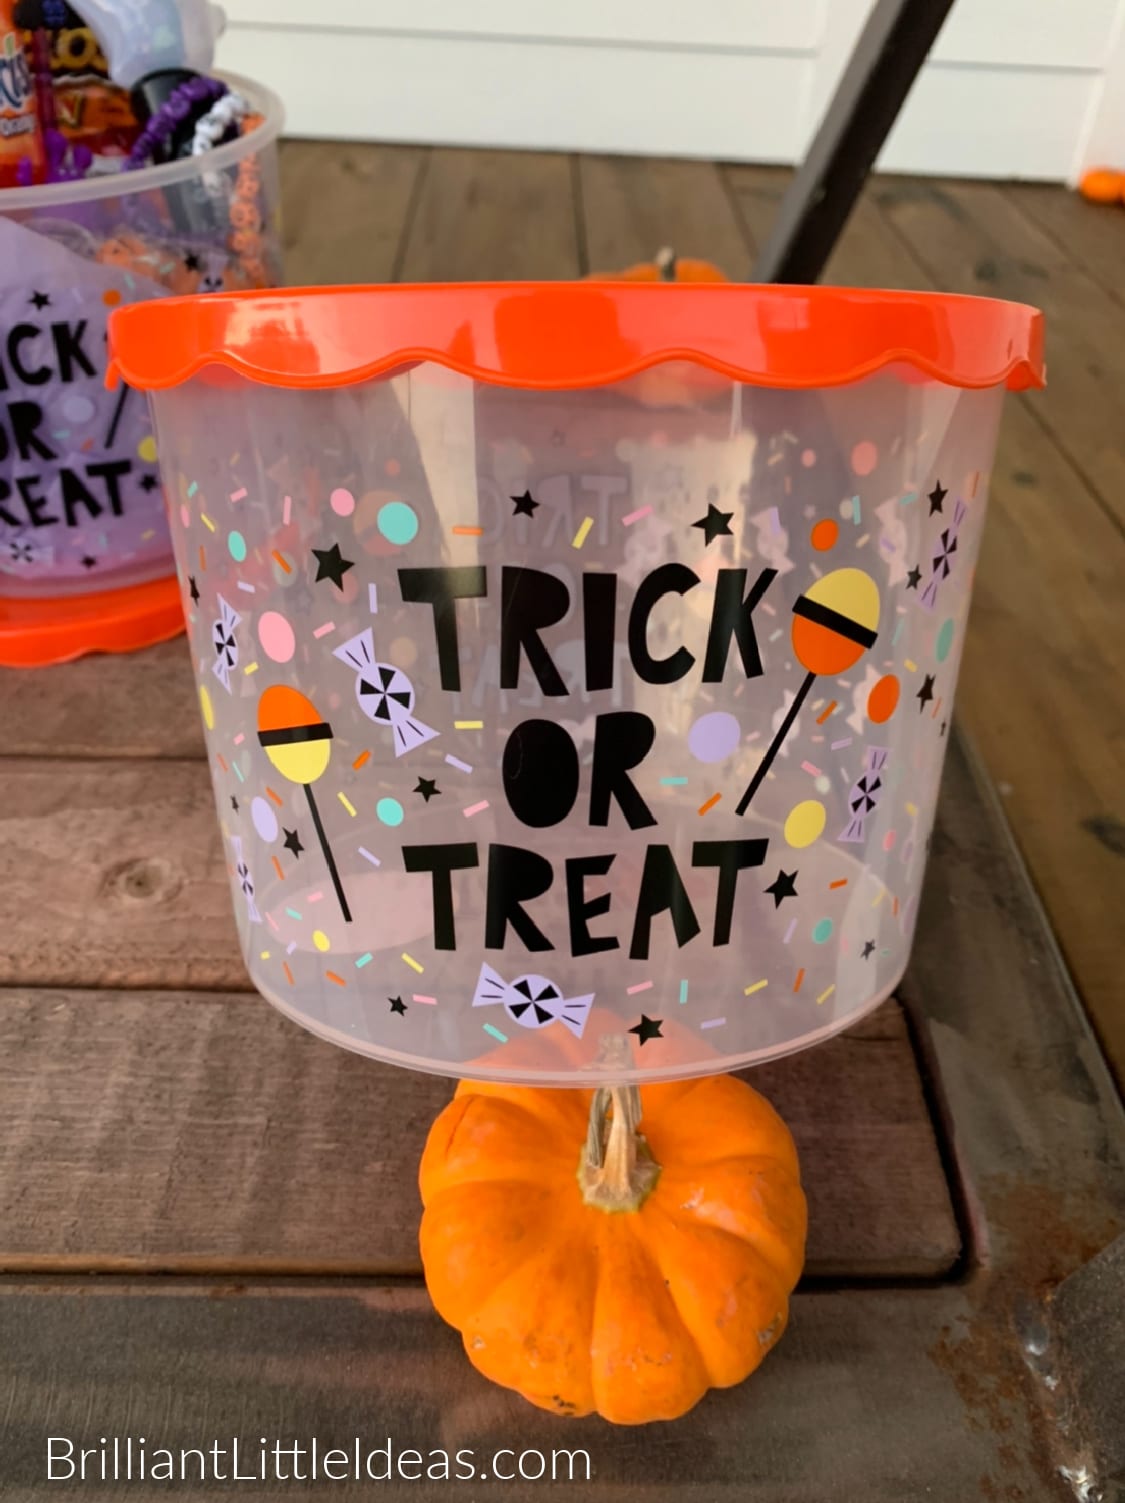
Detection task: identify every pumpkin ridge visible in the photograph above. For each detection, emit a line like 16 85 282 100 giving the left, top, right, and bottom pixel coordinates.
638 1200 790 1387
421 1096 580 1201
588 1216 709 1423
655 1160 807 1288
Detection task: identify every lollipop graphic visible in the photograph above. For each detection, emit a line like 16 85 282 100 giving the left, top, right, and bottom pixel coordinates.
257 685 352 923
736 567 880 816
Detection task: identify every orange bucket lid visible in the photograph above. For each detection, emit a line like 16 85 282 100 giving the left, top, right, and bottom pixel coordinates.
107 282 1045 395
0 574 185 668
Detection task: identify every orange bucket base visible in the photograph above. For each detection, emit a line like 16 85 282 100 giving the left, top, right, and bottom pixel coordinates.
0 574 186 668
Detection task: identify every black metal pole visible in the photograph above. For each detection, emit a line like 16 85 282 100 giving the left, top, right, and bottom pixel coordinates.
751 0 958 284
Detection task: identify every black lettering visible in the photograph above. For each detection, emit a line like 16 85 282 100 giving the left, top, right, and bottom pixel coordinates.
51 320 96 383
17 474 55 527
9 400 54 462
398 566 488 692
86 459 131 518
500 566 568 696
565 853 618 957
485 844 554 952
7 326 50 386
629 844 701 961
502 719 579 828
589 712 656 830
59 468 102 526
628 562 698 684
702 567 777 682
402 843 479 950
692 839 769 945
582 572 617 691
0 478 18 527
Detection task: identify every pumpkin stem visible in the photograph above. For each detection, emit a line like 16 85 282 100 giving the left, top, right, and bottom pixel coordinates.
656 246 678 281
579 1084 661 1213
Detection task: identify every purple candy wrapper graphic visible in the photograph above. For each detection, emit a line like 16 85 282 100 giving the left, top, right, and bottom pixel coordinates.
472 962 595 1039
840 746 890 843
921 498 967 611
231 835 261 924
212 595 241 691
334 628 438 756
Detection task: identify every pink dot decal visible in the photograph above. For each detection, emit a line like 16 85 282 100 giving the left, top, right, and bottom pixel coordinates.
851 440 878 476
331 487 356 517
258 610 295 663
801 448 816 467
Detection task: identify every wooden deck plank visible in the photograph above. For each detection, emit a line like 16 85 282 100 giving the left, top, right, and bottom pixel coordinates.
395 147 581 281
578 155 754 278
1002 181 1125 312
0 1284 1041 1502
0 990 957 1279
279 139 427 286
872 176 1125 535
724 164 1125 1084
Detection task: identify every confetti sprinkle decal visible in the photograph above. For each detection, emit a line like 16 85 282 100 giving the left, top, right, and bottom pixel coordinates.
258 611 296 664
335 630 438 756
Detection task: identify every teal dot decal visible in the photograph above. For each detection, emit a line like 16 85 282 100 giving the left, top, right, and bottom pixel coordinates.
812 918 834 944
228 530 247 562
377 501 419 546
935 618 955 664
377 797 404 827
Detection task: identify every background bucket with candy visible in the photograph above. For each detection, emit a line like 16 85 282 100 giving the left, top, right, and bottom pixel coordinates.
107 282 1044 1085
0 71 283 666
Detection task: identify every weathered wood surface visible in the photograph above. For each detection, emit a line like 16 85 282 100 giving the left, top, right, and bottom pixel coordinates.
0 991 956 1279
0 1283 1053 1502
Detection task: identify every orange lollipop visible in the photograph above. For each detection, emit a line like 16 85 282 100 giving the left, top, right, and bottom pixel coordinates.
736 568 880 816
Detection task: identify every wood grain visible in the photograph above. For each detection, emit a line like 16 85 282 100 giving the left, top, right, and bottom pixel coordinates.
725 164 1125 1084
1003 180 1125 312
579 155 754 279
0 989 957 1278
0 1283 1041 1502
396 147 582 281
279 139 427 286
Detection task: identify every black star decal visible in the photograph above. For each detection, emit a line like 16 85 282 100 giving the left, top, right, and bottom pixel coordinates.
629 1014 663 1046
139 472 159 492
765 869 798 907
230 796 239 812
861 940 876 959
511 489 539 518
414 777 440 802
906 565 922 590
917 673 936 711
283 828 304 858
188 575 200 605
29 290 50 309
388 995 408 1016
184 252 201 272
311 542 355 589
692 502 734 546
80 555 97 569
928 482 948 515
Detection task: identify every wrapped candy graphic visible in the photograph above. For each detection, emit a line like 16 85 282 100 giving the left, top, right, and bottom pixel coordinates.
840 746 890 843
920 498 967 611
212 595 242 692
334 628 438 756
231 834 261 923
472 962 595 1039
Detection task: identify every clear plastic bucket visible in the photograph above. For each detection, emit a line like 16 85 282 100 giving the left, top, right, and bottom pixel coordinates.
0 73 282 602
109 283 1043 1082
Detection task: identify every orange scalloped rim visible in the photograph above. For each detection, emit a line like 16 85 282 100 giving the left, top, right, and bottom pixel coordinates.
107 281 1045 395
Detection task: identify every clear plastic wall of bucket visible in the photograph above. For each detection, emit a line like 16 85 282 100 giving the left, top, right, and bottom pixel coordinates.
0 75 282 597
108 283 1044 1083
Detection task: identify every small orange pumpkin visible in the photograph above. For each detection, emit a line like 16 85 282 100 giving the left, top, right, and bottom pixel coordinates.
419 1074 806 1424
588 246 729 282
